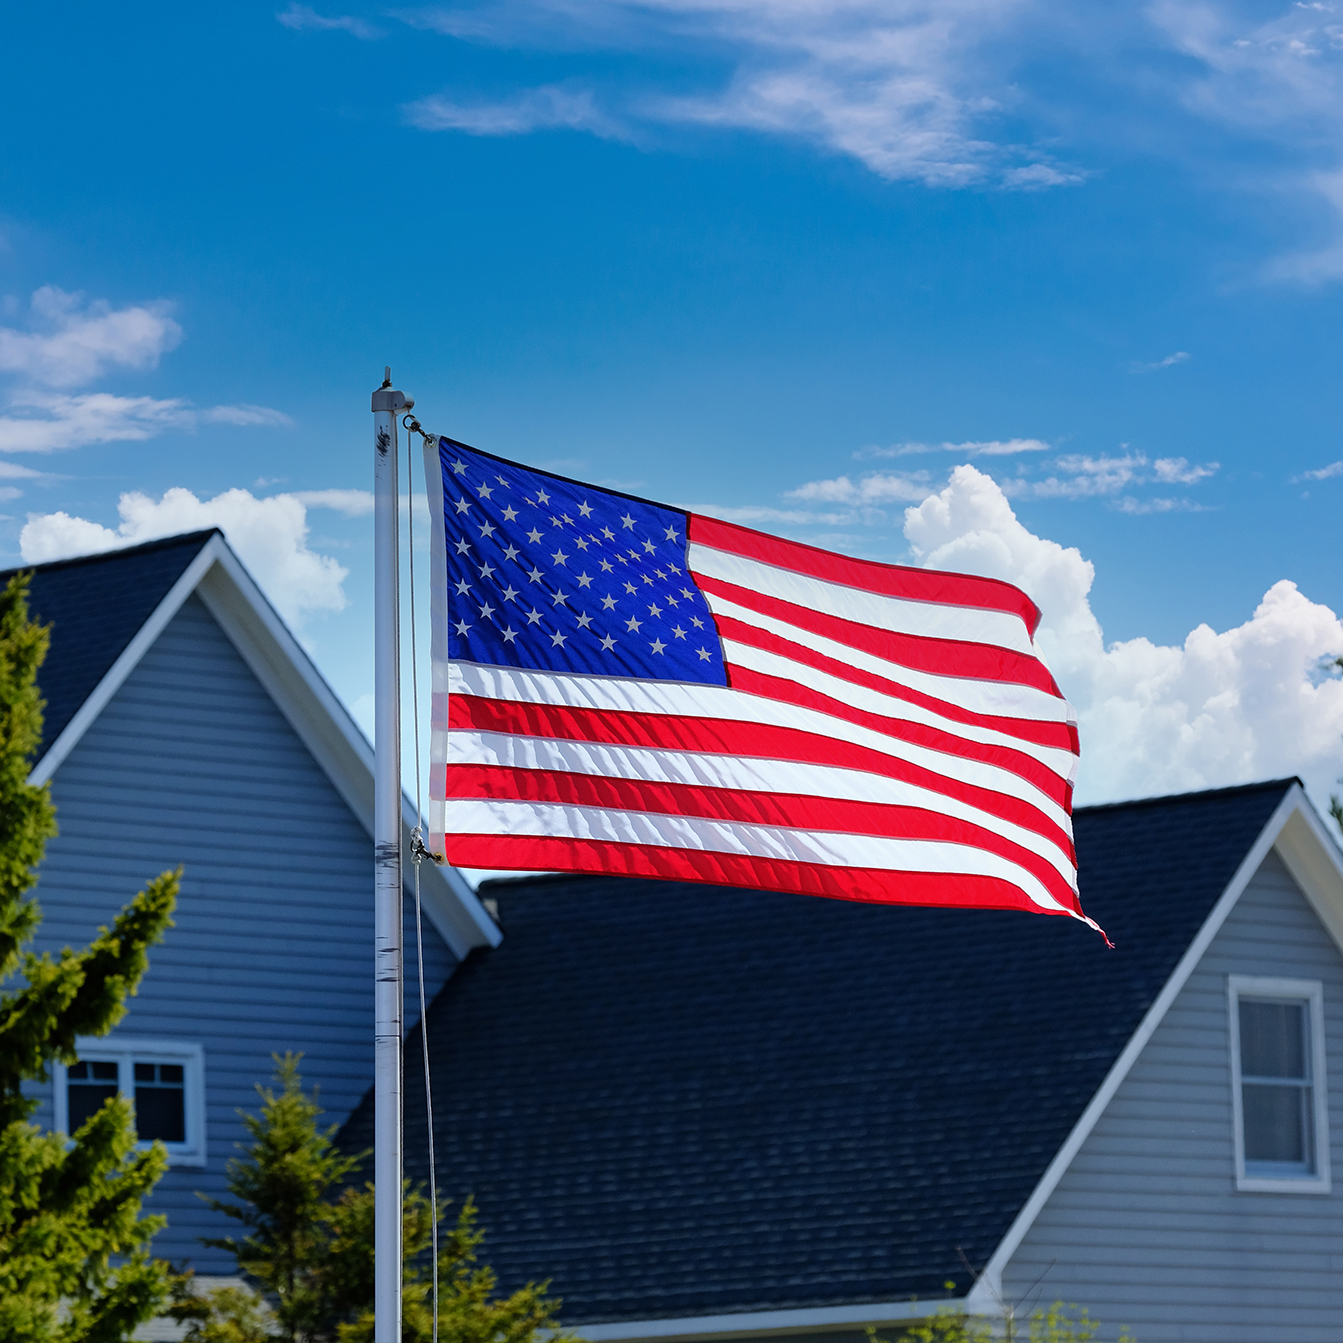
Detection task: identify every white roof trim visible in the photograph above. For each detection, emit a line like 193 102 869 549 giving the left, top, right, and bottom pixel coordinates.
576 1296 961 1342
965 781 1323 1311
27 533 499 959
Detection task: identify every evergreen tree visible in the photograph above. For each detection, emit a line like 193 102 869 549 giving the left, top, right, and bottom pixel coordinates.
0 571 181 1342
174 1056 575 1343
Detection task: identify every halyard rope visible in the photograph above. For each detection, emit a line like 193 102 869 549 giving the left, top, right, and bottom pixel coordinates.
404 413 440 1343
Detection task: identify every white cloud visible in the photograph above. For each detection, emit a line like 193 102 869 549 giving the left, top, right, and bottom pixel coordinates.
0 391 291 452
0 287 182 389
204 403 295 426
860 437 1050 459
786 470 935 504
398 0 1083 188
692 502 856 526
0 393 195 451
277 3 381 38
1147 1 1343 280
904 465 1343 811
1132 350 1191 372
999 451 1147 499
405 85 627 138
291 488 375 515
1111 495 1208 514
20 488 352 625
1153 455 1219 484
1294 459 1343 482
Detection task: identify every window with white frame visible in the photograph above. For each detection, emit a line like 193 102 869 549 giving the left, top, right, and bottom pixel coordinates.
1228 976 1330 1193
55 1037 206 1167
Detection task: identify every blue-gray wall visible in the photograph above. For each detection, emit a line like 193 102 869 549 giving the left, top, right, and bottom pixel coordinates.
1002 849 1343 1342
24 593 456 1270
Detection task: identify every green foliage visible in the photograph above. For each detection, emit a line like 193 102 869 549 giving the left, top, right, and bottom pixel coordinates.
195 1052 361 1340
867 1299 1134 1343
0 571 182 1341
176 1056 576 1343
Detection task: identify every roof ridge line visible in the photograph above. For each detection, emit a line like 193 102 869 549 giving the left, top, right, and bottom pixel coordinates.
1073 776 1301 816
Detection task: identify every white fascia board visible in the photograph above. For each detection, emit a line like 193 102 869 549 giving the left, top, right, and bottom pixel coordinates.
964 782 1309 1311
195 549 500 957
576 1297 962 1343
27 536 228 788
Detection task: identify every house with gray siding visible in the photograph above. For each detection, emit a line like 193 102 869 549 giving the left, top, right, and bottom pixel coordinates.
10 530 499 1271
343 776 1343 1343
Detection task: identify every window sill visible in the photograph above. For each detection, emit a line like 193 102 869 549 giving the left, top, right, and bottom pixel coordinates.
1236 1173 1331 1195
142 1140 207 1168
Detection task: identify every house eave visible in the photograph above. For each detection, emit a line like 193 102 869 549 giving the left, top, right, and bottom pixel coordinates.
26 534 500 958
574 1297 965 1343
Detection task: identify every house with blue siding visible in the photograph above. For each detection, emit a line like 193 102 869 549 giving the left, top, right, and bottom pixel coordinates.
342 777 1343 1343
10 530 499 1271
17 529 1343 1341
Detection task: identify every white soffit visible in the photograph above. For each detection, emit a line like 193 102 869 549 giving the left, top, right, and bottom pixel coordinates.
29 534 499 959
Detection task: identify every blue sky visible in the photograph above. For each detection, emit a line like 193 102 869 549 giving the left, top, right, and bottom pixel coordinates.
5 0 1343 811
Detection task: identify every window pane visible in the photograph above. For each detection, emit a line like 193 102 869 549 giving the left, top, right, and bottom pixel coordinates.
134 1066 186 1144
1243 1081 1311 1167
1240 999 1308 1079
68 1056 119 1133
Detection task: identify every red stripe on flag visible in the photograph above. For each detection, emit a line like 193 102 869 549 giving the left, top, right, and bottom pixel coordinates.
715 613 1079 754
446 694 1077 863
443 763 1081 910
696 573 1062 696
689 513 1043 637
724 664 1071 810
442 831 1063 915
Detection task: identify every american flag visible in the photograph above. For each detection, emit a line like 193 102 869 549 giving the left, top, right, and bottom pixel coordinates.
423 437 1095 931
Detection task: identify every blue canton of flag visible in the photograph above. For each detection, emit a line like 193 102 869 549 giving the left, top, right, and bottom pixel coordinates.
431 438 729 687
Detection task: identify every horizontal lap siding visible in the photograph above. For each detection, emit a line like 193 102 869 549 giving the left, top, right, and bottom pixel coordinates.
24 595 455 1271
1002 850 1343 1342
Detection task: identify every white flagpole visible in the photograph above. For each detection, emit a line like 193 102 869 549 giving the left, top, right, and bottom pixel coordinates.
372 368 413 1342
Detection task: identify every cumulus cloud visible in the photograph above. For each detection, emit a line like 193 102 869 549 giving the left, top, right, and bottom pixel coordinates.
277 3 381 38
405 85 626 138
0 287 182 389
904 465 1343 811
20 487 363 625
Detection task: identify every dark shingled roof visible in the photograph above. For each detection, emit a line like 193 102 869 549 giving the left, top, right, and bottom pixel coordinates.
344 779 1296 1323
0 531 218 757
